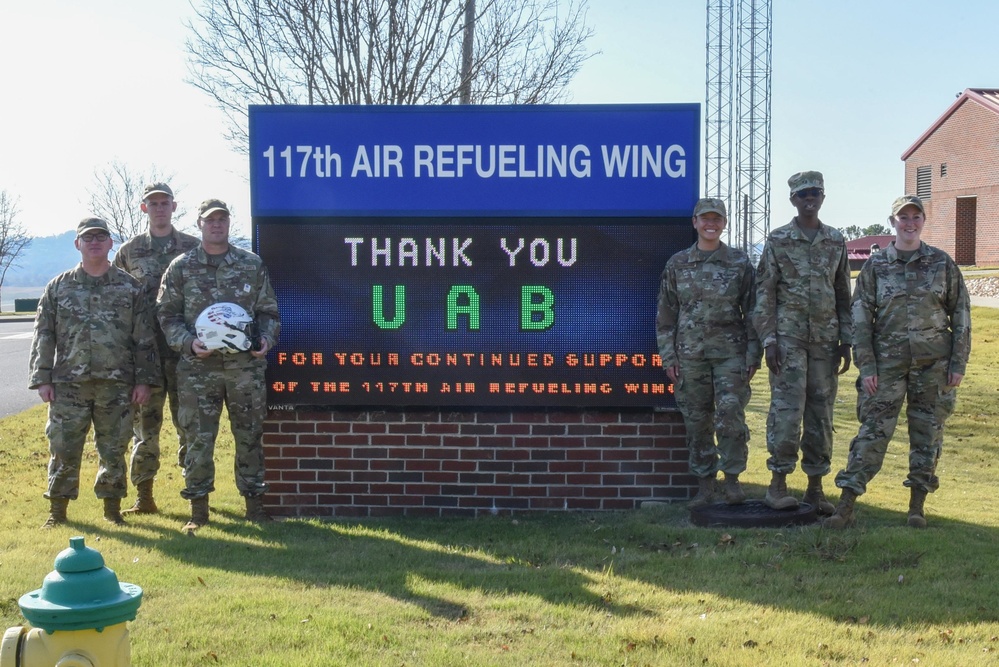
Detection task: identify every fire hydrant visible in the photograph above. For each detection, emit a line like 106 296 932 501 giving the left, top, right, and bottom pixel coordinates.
1 536 142 667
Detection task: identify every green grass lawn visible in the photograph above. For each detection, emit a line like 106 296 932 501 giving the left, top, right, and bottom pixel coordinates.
2 310 999 665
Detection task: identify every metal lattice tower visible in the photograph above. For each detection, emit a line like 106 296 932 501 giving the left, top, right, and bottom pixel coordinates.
704 0 734 218
705 0 772 256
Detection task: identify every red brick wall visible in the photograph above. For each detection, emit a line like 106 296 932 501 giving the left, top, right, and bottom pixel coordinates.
904 98 999 264
262 409 690 517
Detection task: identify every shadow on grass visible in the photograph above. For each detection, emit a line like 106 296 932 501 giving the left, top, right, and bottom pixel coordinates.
74 484 999 629
81 502 644 622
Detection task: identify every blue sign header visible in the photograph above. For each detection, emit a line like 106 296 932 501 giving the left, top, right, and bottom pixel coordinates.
249 104 700 217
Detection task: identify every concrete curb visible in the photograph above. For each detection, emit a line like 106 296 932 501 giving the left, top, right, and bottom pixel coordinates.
971 296 999 309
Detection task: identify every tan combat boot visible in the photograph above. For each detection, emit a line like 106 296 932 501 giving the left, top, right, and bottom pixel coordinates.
183 496 210 534
103 497 126 525
802 475 835 516
245 495 273 522
687 476 717 510
907 488 928 529
122 479 159 515
42 497 70 529
822 490 858 529
764 472 799 510
722 473 747 505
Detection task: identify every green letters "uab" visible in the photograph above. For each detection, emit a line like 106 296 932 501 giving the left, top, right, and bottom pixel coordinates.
372 285 554 331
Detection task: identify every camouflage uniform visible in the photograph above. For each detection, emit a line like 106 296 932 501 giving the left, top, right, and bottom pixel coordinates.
657 242 761 477
29 265 160 500
156 245 281 500
753 219 853 476
834 242 970 495
114 228 200 482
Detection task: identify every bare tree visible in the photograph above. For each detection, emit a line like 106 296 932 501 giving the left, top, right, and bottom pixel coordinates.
0 191 32 312
86 161 187 242
185 0 595 151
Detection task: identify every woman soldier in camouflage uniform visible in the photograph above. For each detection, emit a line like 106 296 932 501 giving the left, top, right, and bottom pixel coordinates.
825 195 971 528
656 198 761 508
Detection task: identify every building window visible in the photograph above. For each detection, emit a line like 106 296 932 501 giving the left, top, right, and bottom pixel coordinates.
916 165 932 199
941 163 948 177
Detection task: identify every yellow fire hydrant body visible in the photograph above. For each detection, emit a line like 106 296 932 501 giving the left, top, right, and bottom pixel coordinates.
1 537 142 667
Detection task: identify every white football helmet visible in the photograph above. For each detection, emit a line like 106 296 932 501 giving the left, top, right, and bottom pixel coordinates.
196 302 255 353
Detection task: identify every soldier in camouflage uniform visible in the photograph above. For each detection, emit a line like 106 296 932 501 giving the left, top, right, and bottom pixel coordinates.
157 198 280 533
657 198 761 508
825 195 970 529
29 217 159 528
113 182 200 515
753 171 853 515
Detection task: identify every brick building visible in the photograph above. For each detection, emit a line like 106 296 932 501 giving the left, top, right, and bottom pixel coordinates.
846 235 895 271
901 87 999 266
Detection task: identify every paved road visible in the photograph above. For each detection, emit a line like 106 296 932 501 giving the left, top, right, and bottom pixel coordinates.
0 318 40 419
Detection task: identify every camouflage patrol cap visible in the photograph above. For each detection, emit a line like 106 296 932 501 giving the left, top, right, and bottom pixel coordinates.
198 198 230 218
77 217 110 236
142 182 174 199
891 195 925 217
788 171 824 195
693 197 727 217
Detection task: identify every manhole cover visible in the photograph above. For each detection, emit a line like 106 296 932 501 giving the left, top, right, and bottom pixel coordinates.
689 499 818 528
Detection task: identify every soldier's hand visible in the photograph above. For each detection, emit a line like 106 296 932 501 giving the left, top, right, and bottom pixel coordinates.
37 384 55 403
947 372 964 388
861 375 878 396
666 365 679 383
747 365 758 381
251 337 270 358
191 339 212 358
132 384 151 405
836 343 852 375
764 344 781 374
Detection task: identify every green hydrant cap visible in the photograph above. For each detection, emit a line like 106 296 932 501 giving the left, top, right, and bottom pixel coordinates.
18 536 143 632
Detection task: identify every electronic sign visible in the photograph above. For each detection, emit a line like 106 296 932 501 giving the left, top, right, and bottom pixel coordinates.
250 105 699 408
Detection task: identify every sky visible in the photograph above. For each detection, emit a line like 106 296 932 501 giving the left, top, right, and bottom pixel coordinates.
1 0 998 241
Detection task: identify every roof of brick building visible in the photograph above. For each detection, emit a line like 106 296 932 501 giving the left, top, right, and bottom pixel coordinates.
902 88 999 160
846 235 895 261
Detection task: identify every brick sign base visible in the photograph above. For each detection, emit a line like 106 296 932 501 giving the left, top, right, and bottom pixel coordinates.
262 409 691 517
